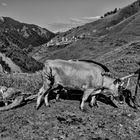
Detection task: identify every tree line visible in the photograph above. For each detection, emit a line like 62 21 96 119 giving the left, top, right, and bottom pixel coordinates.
101 8 118 18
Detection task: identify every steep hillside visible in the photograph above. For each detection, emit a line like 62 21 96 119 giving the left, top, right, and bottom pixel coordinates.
31 0 140 76
0 17 56 72
0 17 55 53
44 0 140 41
106 10 140 41
0 34 44 73
1 2 140 140
0 52 22 73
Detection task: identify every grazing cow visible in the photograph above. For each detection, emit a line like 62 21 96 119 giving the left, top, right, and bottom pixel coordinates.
0 86 37 111
36 59 133 110
0 86 24 111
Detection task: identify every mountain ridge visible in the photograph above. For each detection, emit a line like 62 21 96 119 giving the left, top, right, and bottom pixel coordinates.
31 0 140 76
0 17 55 73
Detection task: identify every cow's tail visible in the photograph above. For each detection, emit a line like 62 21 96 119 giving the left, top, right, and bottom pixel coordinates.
36 67 54 109
43 67 55 87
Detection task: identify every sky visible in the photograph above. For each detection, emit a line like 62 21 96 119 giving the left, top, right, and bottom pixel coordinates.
0 0 136 32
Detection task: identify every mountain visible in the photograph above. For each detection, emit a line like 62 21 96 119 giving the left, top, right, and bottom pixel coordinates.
0 34 44 72
0 17 55 73
31 0 140 76
1 2 140 140
48 16 100 32
0 52 22 73
0 17 55 53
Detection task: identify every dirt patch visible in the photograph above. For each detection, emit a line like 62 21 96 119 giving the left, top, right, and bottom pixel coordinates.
0 96 140 140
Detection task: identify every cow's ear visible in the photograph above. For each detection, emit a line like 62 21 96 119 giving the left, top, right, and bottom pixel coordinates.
113 79 121 85
113 79 117 85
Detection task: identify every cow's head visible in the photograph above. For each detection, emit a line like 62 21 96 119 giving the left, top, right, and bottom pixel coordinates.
0 86 7 100
102 72 134 97
111 78 123 97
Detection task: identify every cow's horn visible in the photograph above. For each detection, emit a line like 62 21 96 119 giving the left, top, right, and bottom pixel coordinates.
124 78 130 89
120 73 135 80
120 82 124 86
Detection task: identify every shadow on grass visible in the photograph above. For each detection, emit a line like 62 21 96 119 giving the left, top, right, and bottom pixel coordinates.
49 90 118 108
0 88 137 110
119 88 139 109
10 90 119 109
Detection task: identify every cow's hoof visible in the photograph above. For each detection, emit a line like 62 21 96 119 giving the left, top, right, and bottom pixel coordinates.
56 99 61 102
35 105 40 110
93 103 98 108
45 104 50 107
133 107 139 112
119 101 124 104
81 108 88 113
79 106 84 111
89 102 98 108
89 103 93 108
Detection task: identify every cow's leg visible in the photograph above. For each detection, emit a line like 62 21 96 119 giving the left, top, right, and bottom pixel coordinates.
56 92 60 101
80 89 94 110
3 99 8 106
0 96 23 111
40 88 52 108
36 85 50 109
90 89 102 107
36 86 45 109
90 96 98 107
44 92 50 107
52 85 63 101
4 102 8 106
55 87 63 101
56 88 68 101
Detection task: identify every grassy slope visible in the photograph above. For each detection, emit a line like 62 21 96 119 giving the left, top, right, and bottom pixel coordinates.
0 71 140 140
1 1 140 140
31 0 140 76
0 17 55 51
0 100 140 140
0 52 22 73
0 42 44 73
0 72 43 93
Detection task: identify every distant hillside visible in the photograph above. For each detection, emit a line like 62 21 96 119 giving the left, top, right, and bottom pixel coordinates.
0 17 56 72
0 52 22 73
0 34 44 72
31 0 140 76
0 17 55 53
48 0 140 40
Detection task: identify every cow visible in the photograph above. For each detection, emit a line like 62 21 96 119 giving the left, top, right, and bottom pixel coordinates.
0 86 37 111
36 59 134 110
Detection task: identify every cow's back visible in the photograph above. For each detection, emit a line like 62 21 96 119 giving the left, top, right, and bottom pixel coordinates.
43 59 105 90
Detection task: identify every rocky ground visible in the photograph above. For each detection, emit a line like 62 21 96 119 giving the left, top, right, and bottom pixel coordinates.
0 92 140 140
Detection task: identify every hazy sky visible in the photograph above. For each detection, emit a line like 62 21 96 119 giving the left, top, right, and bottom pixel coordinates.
0 0 136 32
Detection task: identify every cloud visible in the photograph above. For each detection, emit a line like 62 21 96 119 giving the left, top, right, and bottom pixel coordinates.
70 18 84 24
1 2 7 6
48 22 74 32
82 16 100 20
48 16 100 32
70 16 100 24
